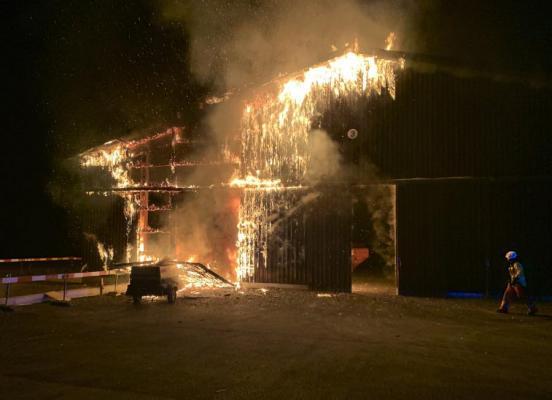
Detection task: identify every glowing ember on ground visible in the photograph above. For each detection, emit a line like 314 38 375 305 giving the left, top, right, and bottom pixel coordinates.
175 263 233 289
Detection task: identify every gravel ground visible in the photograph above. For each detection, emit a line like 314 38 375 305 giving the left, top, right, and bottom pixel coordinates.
1 285 551 400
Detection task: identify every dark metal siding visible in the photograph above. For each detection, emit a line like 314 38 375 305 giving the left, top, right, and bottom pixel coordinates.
249 190 352 292
396 179 552 296
305 191 352 292
328 68 552 180
251 192 307 285
488 180 552 296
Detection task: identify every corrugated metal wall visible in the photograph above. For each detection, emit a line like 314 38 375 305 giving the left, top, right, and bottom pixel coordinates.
396 179 552 296
250 191 308 285
329 68 552 181
305 190 352 292
248 190 352 292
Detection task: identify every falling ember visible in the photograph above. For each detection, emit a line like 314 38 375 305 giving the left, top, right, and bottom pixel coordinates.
236 49 404 282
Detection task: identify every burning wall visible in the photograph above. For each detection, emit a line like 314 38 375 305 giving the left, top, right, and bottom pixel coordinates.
235 52 403 282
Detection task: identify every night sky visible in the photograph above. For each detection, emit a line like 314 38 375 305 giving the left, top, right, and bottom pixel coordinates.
3 0 552 258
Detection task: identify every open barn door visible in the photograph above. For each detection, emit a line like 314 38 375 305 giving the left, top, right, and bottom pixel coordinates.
351 184 398 295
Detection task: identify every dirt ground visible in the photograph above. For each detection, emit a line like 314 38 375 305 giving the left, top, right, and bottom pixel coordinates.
1 282 551 400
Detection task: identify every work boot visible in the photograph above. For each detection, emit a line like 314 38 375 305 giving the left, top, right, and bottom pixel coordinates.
496 308 508 314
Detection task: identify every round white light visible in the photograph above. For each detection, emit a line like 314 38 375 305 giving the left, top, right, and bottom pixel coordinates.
347 128 358 140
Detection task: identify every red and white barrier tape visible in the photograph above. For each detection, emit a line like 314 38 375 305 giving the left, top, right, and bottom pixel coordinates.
1 269 126 285
0 257 82 263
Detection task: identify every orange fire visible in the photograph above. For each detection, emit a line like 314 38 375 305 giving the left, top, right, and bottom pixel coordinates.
385 32 396 51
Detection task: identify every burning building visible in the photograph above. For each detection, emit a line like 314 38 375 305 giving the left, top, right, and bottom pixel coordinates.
78 46 552 296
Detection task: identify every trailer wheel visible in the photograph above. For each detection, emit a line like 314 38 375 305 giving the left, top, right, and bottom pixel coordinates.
133 295 141 304
167 287 177 304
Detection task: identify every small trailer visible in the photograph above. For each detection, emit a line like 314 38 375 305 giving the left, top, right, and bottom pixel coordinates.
126 266 178 304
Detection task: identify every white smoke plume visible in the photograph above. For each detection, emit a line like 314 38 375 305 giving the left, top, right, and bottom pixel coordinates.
156 0 411 90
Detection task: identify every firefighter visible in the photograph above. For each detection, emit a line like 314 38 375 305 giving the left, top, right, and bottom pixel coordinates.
497 251 538 315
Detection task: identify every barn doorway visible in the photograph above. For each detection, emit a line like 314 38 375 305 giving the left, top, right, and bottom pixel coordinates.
351 184 397 295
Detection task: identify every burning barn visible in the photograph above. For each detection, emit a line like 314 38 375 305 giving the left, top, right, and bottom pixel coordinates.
78 47 552 296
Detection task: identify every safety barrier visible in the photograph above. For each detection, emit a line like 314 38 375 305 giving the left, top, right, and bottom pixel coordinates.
2 268 128 307
0 257 84 279
0 257 82 263
1 270 115 284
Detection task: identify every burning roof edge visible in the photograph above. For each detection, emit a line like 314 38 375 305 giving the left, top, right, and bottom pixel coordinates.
78 126 185 157
205 48 406 106
209 47 552 106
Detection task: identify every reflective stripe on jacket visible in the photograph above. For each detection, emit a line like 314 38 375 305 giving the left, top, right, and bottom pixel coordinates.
509 261 527 287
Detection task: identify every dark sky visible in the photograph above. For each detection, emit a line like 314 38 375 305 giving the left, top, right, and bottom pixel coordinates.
410 0 552 76
2 0 551 257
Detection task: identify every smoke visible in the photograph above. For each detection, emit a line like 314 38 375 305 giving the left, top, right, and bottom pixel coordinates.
365 185 396 274
353 184 396 278
157 0 411 91
306 129 342 184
